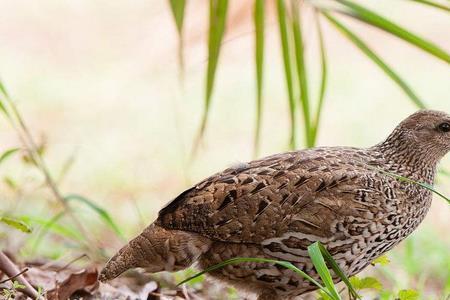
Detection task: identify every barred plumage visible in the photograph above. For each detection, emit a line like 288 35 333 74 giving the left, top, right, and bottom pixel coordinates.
100 110 450 299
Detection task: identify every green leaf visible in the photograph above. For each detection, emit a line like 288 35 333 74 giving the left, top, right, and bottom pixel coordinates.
318 290 334 300
322 12 427 109
168 0 186 72
398 289 420 300
178 257 335 299
64 194 125 239
371 254 390 266
291 1 313 148
37 286 44 298
13 281 25 290
276 0 297 150
253 0 265 157
0 148 20 165
311 12 328 145
335 0 450 64
410 0 450 12
349 276 383 291
307 242 341 300
193 0 229 156
315 242 361 299
0 216 32 233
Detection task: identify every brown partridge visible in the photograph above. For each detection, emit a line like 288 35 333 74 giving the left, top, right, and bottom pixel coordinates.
99 110 450 299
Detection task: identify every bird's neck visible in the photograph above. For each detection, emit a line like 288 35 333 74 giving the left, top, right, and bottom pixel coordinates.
373 129 437 185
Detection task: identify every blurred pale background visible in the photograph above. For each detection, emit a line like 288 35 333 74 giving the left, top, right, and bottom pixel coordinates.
0 0 449 297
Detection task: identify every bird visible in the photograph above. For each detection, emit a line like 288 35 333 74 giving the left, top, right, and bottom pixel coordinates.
99 110 450 299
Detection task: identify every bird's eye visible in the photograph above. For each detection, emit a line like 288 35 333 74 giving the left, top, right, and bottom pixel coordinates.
437 122 450 133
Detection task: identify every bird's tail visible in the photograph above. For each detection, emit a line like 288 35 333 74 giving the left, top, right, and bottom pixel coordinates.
98 223 211 282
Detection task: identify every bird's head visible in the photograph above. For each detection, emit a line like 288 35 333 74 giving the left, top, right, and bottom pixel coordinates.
381 110 450 164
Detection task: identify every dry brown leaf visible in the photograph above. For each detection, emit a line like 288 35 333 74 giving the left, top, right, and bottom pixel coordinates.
26 266 97 300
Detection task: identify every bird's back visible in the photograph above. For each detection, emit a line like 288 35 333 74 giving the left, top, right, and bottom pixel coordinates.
157 149 367 233
157 146 431 270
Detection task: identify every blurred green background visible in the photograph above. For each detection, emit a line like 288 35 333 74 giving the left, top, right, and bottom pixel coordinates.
0 0 449 298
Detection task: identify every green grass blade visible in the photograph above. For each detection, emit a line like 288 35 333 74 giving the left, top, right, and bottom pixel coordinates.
336 0 450 64
64 194 125 239
168 0 186 72
291 1 313 148
322 12 427 109
24 215 82 241
276 0 297 150
316 242 361 299
178 257 336 299
0 77 10 98
253 0 265 157
311 12 328 145
30 211 66 253
308 242 342 300
374 168 450 205
0 78 11 117
410 0 450 12
0 98 8 117
0 148 20 165
193 0 229 156
0 216 32 233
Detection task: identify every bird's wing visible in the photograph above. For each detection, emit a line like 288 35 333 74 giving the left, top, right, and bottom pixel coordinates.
157 149 393 247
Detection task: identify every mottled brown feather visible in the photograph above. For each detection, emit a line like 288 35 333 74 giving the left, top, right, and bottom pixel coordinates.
101 110 450 299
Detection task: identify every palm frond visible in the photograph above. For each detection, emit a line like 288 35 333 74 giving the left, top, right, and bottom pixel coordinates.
409 0 450 12
322 12 427 109
192 0 229 157
311 12 328 144
276 0 297 150
291 1 313 148
253 0 265 157
336 0 450 64
168 0 186 71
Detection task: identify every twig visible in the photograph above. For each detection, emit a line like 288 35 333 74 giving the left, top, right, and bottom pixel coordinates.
56 150 78 185
0 89 98 254
56 254 88 272
0 268 29 284
40 251 73 270
0 251 38 299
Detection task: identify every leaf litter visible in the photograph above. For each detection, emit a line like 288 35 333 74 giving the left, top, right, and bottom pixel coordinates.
0 251 234 300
